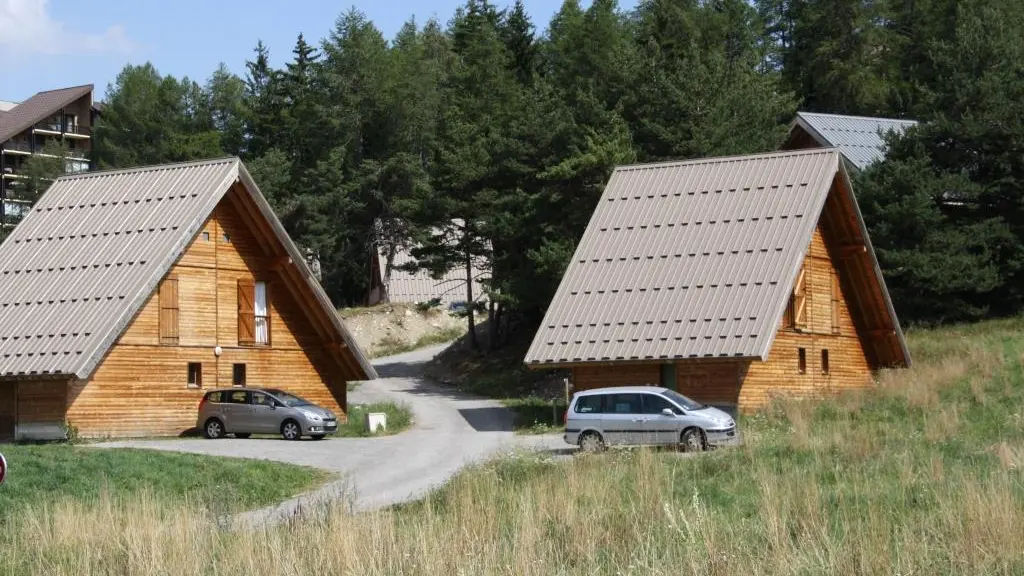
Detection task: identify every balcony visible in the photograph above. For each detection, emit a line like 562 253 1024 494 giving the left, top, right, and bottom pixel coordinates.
32 123 91 138
2 141 32 154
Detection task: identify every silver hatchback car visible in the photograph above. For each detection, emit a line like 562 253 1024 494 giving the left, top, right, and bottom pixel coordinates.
197 388 339 440
565 386 738 452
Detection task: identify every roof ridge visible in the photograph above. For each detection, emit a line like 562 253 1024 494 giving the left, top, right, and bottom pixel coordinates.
614 148 838 172
30 83 95 96
797 110 918 124
55 157 239 181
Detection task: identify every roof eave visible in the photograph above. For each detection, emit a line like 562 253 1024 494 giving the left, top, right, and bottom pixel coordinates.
236 163 379 380
835 163 912 367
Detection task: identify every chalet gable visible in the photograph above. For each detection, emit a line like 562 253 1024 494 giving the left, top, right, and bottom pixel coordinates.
525 148 910 369
0 157 376 381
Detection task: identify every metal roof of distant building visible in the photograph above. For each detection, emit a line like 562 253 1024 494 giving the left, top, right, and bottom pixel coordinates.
792 112 918 170
0 157 376 381
526 148 852 366
0 84 93 144
377 220 489 306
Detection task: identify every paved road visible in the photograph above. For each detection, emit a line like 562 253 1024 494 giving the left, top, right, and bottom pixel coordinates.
96 343 567 526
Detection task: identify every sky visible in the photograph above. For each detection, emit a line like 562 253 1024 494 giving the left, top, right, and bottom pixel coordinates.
0 0 635 103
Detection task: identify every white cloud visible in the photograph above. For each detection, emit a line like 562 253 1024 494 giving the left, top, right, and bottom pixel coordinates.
0 0 136 55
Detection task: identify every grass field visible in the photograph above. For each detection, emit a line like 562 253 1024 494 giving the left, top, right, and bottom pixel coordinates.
2 318 1023 574
0 445 329 522
339 401 413 437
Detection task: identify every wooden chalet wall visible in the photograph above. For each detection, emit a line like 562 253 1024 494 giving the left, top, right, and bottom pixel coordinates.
66 188 350 437
569 186 874 414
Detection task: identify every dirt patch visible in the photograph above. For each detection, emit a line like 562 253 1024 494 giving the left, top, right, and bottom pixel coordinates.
339 303 467 357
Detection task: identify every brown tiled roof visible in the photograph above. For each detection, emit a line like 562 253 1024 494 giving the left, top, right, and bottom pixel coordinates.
0 84 93 144
525 148 907 366
0 157 377 381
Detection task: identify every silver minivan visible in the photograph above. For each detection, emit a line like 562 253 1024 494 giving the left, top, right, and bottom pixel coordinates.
565 386 738 452
197 388 339 440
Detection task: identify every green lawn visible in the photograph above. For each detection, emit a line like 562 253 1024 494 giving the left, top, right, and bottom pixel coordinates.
339 401 413 437
0 445 330 519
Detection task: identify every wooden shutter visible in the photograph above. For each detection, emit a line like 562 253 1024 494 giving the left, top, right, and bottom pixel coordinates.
159 278 179 345
793 267 808 330
237 279 256 346
830 269 841 334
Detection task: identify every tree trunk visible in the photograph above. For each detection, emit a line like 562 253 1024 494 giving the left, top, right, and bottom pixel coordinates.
465 249 478 350
488 300 498 352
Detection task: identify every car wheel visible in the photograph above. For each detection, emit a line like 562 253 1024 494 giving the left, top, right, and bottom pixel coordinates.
203 419 225 439
579 431 604 453
234 433 251 439
681 428 705 453
311 434 326 441
281 420 302 441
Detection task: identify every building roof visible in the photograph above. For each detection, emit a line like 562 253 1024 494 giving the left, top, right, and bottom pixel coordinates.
0 157 377 381
0 84 93 144
524 148 909 367
375 220 489 306
788 112 918 170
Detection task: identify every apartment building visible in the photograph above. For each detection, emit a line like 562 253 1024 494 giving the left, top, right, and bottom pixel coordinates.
0 85 95 230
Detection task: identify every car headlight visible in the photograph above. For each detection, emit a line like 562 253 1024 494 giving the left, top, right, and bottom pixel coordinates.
302 410 323 421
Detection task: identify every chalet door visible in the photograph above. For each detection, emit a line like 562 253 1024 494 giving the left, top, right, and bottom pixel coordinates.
0 383 15 442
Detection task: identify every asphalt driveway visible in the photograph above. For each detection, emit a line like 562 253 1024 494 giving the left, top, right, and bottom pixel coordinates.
96 343 565 525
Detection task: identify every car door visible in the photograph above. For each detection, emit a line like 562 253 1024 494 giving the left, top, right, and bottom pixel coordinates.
249 391 280 433
640 393 684 445
223 389 252 432
601 393 644 445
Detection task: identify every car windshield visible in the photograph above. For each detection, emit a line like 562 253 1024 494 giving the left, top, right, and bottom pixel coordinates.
264 389 311 407
661 389 706 411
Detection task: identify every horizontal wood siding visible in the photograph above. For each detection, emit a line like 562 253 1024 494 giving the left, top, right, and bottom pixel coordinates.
675 360 746 405
572 364 661 390
18 380 67 423
738 222 872 412
68 193 351 438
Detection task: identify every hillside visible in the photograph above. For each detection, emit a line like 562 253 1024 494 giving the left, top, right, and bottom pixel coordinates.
339 304 467 358
4 318 1022 574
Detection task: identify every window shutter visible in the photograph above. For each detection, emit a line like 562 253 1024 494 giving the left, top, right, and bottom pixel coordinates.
237 279 256 346
159 278 179 345
793 267 807 330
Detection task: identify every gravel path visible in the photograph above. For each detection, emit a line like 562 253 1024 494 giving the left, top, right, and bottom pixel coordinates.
95 343 567 527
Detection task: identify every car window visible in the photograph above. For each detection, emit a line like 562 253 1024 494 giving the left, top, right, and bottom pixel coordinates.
606 393 642 414
227 390 249 404
205 391 223 403
661 389 705 411
642 394 681 415
574 394 604 414
252 392 273 407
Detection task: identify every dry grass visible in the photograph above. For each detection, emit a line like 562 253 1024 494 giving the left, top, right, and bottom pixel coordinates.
3 317 1024 575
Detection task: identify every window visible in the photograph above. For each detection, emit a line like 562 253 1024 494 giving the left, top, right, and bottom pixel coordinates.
187 362 202 388
642 394 680 415
606 393 642 414
660 363 677 391
830 269 841 335
255 281 269 345
227 390 248 404
252 392 273 407
237 279 270 346
822 349 830 374
793 266 808 331
798 348 807 374
205 391 224 403
202 231 210 241
159 277 179 345
232 363 246 387
574 394 604 414
223 233 231 243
